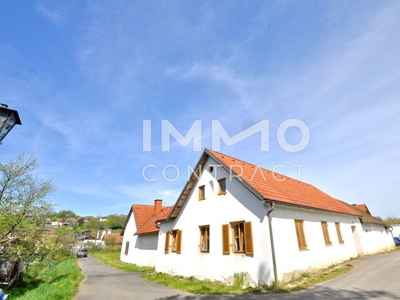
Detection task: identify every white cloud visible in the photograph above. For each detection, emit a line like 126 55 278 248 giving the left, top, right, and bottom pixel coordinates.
36 2 71 25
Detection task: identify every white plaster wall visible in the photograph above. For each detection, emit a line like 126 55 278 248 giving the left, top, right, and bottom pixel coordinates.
391 224 400 238
358 223 395 255
270 205 361 281
120 212 138 263
131 234 159 266
156 157 272 286
120 212 159 267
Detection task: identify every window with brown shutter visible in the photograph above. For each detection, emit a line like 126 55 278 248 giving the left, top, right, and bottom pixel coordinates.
176 230 182 254
164 231 170 254
321 221 332 246
335 222 344 244
294 220 307 250
231 222 245 252
229 221 254 255
244 222 254 255
222 224 230 254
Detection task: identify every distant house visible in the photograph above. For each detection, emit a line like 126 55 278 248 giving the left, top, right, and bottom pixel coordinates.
97 228 112 240
51 221 61 227
103 233 123 249
121 149 395 285
99 217 108 222
120 199 172 267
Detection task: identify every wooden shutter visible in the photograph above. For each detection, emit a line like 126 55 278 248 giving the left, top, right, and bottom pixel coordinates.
222 224 230 254
176 230 182 254
244 222 254 255
336 222 344 244
321 222 332 246
295 220 307 250
164 231 170 253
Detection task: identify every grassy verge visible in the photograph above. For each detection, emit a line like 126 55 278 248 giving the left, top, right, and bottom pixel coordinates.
289 263 353 291
141 273 246 294
7 258 83 300
142 263 353 294
90 249 154 272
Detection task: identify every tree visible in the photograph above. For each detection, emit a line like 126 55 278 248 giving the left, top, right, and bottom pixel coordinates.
384 215 400 225
104 235 116 249
55 210 77 221
0 154 56 266
104 214 127 229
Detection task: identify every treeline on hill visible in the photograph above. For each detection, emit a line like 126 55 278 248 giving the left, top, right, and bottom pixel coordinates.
46 209 127 231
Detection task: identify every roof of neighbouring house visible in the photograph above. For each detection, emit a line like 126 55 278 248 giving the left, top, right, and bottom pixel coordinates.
103 233 124 244
135 206 174 235
168 149 361 219
349 204 388 227
352 204 371 215
121 204 173 235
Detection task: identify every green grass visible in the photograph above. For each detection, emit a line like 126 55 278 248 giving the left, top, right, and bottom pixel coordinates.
141 273 246 294
90 249 154 272
7 258 83 300
142 264 353 294
289 264 353 290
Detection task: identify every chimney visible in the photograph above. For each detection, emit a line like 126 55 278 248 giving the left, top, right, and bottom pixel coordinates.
154 199 162 215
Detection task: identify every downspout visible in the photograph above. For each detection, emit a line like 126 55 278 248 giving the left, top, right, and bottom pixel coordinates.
265 201 278 284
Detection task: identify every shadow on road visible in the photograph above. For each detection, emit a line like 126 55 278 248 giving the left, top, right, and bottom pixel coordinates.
156 286 399 300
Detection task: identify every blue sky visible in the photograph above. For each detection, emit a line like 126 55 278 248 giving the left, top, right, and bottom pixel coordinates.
1 1 399 218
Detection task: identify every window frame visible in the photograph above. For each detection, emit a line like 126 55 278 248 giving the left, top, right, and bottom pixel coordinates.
231 222 245 253
171 230 178 252
218 178 227 195
199 225 210 253
335 222 344 244
198 185 206 200
228 221 254 254
124 241 130 255
294 219 307 250
167 229 182 254
321 221 332 246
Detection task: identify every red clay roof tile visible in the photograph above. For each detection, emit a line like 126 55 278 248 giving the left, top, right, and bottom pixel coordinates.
135 206 174 235
208 150 360 216
352 204 371 215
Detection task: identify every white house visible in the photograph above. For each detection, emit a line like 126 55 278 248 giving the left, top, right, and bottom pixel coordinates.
347 204 395 255
120 199 172 267
120 149 394 285
392 224 400 238
153 149 394 285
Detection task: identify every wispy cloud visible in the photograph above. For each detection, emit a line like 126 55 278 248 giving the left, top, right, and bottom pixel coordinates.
36 2 71 25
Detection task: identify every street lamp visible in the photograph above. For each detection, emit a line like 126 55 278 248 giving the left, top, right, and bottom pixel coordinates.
0 104 21 144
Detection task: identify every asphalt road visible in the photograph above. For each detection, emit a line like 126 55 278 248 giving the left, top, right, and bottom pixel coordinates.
75 256 191 300
76 251 400 300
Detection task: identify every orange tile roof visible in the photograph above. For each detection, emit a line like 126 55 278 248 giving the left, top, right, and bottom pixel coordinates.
352 204 371 215
103 233 124 244
349 204 387 226
133 205 155 229
121 202 174 236
135 207 174 235
208 150 359 216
